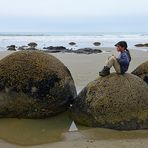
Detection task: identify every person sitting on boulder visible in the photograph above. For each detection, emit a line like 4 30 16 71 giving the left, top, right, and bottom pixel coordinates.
99 41 131 76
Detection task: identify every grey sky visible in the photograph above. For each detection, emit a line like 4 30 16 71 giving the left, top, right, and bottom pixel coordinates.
0 0 148 32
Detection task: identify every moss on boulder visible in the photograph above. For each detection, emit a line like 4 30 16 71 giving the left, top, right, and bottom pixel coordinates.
71 73 148 130
132 61 148 84
0 51 77 118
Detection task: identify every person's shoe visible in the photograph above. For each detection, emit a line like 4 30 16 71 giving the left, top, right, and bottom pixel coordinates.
99 66 110 77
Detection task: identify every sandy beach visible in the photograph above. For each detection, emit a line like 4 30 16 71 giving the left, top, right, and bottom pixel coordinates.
0 48 148 148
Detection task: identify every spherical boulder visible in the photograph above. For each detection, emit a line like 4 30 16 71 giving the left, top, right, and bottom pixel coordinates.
7 45 16 51
0 51 77 118
132 61 148 84
69 42 76 46
93 42 101 46
27 42 38 50
71 73 148 130
28 42 37 48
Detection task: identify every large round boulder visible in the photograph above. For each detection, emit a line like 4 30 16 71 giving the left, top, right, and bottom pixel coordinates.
132 61 148 84
71 73 148 130
0 51 77 118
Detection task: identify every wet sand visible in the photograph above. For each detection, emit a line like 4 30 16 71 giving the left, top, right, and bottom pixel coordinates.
1 130 148 148
0 48 148 147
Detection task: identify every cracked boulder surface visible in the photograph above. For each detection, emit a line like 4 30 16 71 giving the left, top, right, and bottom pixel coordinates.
71 73 148 130
0 51 77 118
132 61 148 84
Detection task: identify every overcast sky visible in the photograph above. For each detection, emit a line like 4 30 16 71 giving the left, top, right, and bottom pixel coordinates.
0 0 148 32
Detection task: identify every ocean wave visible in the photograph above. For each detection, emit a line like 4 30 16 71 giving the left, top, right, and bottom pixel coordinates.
0 33 147 52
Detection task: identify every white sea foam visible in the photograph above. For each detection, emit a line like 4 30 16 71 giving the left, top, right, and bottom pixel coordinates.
0 33 148 51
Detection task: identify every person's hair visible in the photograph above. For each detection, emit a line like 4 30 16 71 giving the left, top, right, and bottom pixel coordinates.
126 48 131 62
115 41 127 49
115 41 131 62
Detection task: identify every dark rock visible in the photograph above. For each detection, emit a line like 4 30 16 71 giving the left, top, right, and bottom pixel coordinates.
132 61 148 84
18 46 28 50
135 43 148 47
7 45 16 51
43 46 68 53
43 46 102 54
144 43 148 47
0 51 77 118
93 42 101 46
43 46 67 50
18 45 38 51
27 42 38 50
135 44 145 47
71 73 148 130
74 48 102 54
28 42 38 48
69 42 76 46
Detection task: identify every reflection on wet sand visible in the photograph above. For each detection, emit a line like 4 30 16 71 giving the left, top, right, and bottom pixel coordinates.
0 111 148 146
0 112 72 146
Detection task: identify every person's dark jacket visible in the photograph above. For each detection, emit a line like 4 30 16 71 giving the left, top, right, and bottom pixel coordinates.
117 50 131 74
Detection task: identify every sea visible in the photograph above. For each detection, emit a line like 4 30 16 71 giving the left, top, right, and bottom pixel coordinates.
0 32 148 51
